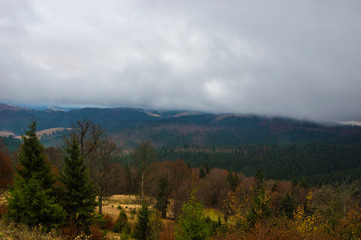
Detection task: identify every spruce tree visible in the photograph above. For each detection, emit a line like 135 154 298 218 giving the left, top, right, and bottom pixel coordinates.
204 162 209 174
246 169 271 227
175 193 211 240
155 176 170 218
60 137 97 234
280 192 294 219
16 121 55 188
226 172 239 192
6 120 65 231
199 166 206 179
134 202 151 240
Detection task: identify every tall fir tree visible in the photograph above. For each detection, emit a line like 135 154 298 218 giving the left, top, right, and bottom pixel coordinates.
280 192 295 219
16 120 55 188
246 169 271 227
226 171 240 192
60 137 97 234
155 176 170 218
6 120 65 230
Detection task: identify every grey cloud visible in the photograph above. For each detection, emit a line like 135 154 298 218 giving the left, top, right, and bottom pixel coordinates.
0 0 360 122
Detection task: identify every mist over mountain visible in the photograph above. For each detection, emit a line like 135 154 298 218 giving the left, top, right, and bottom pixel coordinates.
1 103 360 149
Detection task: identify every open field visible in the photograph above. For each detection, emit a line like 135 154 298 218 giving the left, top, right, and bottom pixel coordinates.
98 194 142 222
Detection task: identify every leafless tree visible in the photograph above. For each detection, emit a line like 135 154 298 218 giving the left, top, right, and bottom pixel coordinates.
67 119 105 159
88 137 121 214
133 141 157 201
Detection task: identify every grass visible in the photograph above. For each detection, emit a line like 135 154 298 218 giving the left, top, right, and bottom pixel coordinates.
0 220 63 240
98 195 144 222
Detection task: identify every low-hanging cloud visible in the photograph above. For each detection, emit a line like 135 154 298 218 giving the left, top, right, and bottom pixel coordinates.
0 0 360 122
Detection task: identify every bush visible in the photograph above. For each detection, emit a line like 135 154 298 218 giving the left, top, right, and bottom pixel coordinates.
134 202 151 240
103 214 115 230
114 209 131 234
89 224 106 240
175 194 212 240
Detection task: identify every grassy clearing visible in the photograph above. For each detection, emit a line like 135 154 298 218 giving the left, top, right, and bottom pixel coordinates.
99 194 144 223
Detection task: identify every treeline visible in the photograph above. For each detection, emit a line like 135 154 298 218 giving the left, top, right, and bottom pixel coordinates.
156 143 361 184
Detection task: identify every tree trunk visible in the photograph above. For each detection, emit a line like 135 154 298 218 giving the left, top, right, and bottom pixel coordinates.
99 195 103 215
141 172 145 201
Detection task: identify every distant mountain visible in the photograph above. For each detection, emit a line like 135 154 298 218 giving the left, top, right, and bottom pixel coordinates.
0 103 25 112
0 103 360 148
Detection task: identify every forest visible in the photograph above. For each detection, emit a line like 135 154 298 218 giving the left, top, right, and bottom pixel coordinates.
0 120 360 240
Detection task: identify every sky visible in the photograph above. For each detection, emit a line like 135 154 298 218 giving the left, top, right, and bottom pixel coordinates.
0 0 360 122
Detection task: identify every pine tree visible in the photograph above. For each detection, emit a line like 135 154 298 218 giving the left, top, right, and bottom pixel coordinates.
226 171 239 192
280 192 294 219
60 137 97 234
134 202 151 240
175 193 211 240
6 120 65 231
246 169 271 227
204 162 209 174
155 176 170 218
16 121 55 189
199 166 206 179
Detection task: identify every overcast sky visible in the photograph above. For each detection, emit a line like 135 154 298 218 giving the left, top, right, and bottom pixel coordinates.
0 0 360 121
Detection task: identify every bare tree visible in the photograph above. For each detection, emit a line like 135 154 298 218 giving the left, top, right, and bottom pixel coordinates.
88 137 121 214
45 147 63 169
0 149 14 193
66 120 113 213
68 119 105 159
133 141 157 201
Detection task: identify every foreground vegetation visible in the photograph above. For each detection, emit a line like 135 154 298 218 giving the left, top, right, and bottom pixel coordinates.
0 119 360 239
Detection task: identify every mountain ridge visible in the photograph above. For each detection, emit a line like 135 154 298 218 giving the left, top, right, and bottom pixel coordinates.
0 103 360 148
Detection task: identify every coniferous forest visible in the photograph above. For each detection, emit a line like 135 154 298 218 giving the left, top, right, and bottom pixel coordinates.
0 119 360 240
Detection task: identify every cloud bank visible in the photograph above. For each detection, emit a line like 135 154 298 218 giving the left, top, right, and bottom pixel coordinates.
0 0 360 121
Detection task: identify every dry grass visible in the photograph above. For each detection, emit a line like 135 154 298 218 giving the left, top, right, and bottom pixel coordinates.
0 221 64 240
36 127 72 138
98 194 144 223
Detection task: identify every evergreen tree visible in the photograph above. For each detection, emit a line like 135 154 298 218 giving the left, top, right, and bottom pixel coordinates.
124 163 133 193
155 176 170 218
226 172 239 192
134 202 151 240
60 137 97 234
204 162 209 174
272 180 279 192
113 207 130 234
16 121 55 189
199 166 206 179
6 120 65 231
175 193 211 240
299 176 309 189
246 169 271 227
254 168 265 191
280 192 294 219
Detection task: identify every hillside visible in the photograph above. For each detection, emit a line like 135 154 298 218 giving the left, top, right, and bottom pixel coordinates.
1 103 360 149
